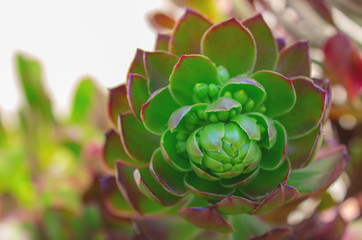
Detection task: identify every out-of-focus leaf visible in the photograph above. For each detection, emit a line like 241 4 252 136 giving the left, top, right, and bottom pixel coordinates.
287 145 349 193
229 214 270 240
323 33 362 101
16 53 54 122
155 34 171 51
70 77 102 123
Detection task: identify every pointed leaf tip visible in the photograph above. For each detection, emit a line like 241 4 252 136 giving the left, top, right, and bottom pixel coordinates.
276 41 311 78
170 9 212 56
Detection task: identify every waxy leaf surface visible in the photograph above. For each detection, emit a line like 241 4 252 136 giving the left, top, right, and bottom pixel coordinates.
170 9 212 56
242 14 278 72
277 77 326 138
202 18 256 77
118 112 159 163
144 51 178 93
276 41 311 78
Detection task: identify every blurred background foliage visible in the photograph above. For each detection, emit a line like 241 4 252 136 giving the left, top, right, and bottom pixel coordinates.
1 0 362 239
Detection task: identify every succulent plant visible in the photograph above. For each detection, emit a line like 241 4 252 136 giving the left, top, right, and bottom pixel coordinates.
104 9 348 233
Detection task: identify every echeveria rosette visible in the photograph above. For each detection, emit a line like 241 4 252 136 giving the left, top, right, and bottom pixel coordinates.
103 9 348 233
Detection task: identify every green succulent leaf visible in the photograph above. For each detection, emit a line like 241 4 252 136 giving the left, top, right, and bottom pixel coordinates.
259 121 286 170
128 49 146 76
242 14 278 72
246 112 276 149
170 9 212 56
168 104 207 132
219 168 259 188
287 124 322 169
184 172 235 202
276 41 311 78
229 214 270 240
186 128 204 164
239 158 290 199
199 122 225 152
161 129 192 172
108 84 130 126
231 114 261 141
202 18 256 77
103 130 144 170
141 87 180 135
251 71 296 118
287 146 349 194
216 194 258 215
127 74 150 120
276 77 326 138
134 167 183 206
205 97 241 114
252 184 300 214
178 206 234 233
144 51 178 93
155 33 170 51
149 149 187 196
190 161 220 181
220 77 266 109
115 163 166 215
170 55 220 105
118 112 159 163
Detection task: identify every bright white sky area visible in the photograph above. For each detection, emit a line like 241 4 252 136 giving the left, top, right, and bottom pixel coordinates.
0 0 166 117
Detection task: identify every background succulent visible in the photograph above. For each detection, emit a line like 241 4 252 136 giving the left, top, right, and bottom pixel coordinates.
104 9 348 233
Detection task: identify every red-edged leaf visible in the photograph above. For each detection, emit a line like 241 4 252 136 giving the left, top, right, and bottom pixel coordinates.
161 129 192 172
251 71 296 118
108 84 130 126
287 124 322 169
252 184 300 214
287 145 349 194
141 87 180 135
202 18 256 77
155 33 170 51
276 77 326 138
115 163 165 215
103 130 144 171
276 41 311 78
144 51 178 93
100 176 139 218
169 55 220 105
134 166 183 206
242 14 278 72
128 49 146 76
118 112 159 163
178 207 234 233
184 172 234 202
170 9 212 56
126 74 150 120
216 194 258 215
240 159 290 199
259 121 287 170
149 149 187 196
